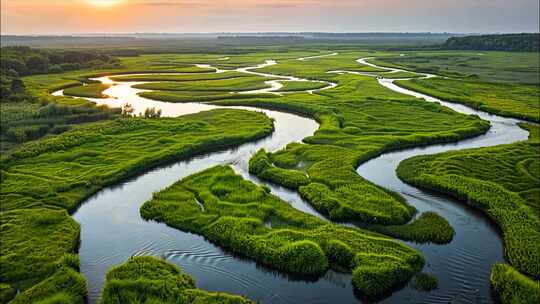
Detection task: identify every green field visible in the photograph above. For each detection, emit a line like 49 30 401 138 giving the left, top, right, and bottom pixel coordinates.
110 71 248 82
395 78 540 122
277 80 329 92
371 51 540 84
133 76 273 92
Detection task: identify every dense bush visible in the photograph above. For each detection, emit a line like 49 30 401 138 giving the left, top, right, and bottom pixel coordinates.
141 165 424 296
100 256 254 304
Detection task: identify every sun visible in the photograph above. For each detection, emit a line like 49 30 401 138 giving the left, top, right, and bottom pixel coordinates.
85 0 125 7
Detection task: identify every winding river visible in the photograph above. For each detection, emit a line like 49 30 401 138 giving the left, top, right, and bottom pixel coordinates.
52 54 530 304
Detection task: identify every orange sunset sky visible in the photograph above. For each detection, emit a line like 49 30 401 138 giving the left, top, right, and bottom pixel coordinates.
2 0 539 34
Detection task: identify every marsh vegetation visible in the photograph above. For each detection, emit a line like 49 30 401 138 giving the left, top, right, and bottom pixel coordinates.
0 42 538 304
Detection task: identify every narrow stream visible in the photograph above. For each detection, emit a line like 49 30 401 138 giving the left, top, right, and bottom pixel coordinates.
53 55 530 303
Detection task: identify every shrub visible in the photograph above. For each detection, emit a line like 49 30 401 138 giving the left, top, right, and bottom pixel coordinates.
323 240 354 269
100 256 253 304
352 254 422 296
411 273 438 291
368 212 455 244
143 107 162 118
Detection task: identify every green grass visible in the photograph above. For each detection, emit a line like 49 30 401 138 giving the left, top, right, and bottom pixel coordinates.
133 76 273 92
367 212 455 244
9 254 87 304
110 71 248 82
277 80 329 92
0 209 81 302
141 165 425 296
395 78 540 122
249 149 310 189
63 83 111 98
397 124 540 294
139 91 275 103
380 71 424 79
101 256 253 304
491 264 540 304
371 51 540 84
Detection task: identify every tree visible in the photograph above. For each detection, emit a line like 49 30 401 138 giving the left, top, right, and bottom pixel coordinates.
26 55 49 73
1 57 27 74
143 107 162 119
121 103 135 117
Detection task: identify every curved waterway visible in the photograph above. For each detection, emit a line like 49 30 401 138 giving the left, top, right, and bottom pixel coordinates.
354 57 529 304
53 55 530 303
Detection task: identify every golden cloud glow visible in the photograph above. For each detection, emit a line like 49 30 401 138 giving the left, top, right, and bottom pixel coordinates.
85 0 125 7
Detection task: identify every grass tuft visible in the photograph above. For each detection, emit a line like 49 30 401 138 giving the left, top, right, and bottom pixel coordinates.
100 256 254 304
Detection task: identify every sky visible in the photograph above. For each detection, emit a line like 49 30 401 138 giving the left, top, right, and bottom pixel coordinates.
2 0 539 35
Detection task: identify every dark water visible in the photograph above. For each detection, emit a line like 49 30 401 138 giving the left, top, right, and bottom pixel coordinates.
55 57 531 303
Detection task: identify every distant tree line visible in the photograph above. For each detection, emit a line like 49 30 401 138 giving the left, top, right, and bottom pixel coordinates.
443 33 539 52
1 46 121 77
1 46 121 101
